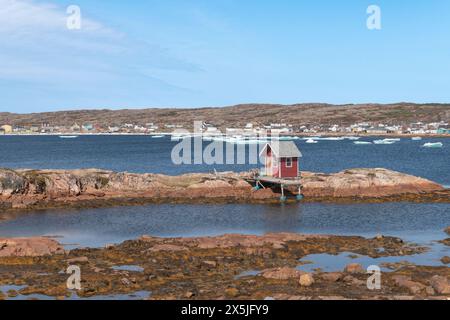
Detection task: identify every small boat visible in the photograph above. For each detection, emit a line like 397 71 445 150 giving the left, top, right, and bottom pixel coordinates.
412 137 422 141
151 135 164 138
354 141 372 145
383 138 401 142
423 142 443 148
305 139 318 144
59 135 78 139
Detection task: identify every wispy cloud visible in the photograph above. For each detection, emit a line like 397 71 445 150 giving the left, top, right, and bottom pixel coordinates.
0 0 199 86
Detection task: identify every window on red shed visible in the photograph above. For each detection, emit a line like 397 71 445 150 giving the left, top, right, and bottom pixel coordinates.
285 157 292 167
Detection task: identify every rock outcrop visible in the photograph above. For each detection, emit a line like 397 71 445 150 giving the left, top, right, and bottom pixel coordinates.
300 168 444 198
0 168 446 210
0 237 64 257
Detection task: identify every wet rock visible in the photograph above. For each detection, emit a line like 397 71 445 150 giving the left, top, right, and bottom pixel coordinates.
120 278 131 286
444 226 450 235
0 232 441 300
225 288 239 298
321 272 343 282
261 267 303 280
392 275 426 294
202 260 217 268
66 256 89 264
429 275 450 294
7 290 18 298
148 244 187 252
318 296 350 300
299 273 314 287
390 295 415 300
271 293 309 300
343 275 366 286
425 286 435 296
344 263 364 274
440 256 450 264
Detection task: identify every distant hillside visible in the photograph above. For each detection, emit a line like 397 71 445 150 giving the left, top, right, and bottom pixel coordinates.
1 103 449 129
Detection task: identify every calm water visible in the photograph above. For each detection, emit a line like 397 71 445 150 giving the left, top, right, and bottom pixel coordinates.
0 202 448 248
0 135 449 185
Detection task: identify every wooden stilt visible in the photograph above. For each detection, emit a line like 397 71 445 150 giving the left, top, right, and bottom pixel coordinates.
280 184 286 202
296 185 303 201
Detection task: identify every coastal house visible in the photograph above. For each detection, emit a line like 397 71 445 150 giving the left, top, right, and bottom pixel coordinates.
1 125 12 134
259 141 302 178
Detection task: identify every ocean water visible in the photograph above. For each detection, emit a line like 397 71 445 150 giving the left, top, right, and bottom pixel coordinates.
0 135 449 185
0 202 448 249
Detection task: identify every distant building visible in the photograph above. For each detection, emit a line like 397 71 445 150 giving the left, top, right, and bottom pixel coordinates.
108 126 120 133
82 123 94 131
1 125 12 133
71 123 81 132
437 128 450 134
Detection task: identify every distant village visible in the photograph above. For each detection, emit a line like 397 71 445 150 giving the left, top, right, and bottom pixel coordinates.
0 120 449 136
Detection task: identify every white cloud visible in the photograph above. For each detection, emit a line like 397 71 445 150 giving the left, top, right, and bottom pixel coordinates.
0 0 199 85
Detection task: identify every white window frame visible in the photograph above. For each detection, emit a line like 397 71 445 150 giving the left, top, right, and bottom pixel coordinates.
285 157 293 168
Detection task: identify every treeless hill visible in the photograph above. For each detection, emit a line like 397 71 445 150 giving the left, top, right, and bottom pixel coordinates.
1 103 449 128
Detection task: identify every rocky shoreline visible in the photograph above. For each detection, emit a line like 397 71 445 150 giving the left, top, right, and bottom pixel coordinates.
0 231 449 300
0 168 448 211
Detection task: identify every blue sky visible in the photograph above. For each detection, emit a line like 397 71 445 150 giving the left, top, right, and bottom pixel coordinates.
1 0 450 113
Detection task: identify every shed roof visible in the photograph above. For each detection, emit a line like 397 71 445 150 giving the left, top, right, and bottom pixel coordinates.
260 141 302 158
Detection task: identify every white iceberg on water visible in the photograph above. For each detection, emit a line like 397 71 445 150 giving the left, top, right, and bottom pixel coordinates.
423 142 443 148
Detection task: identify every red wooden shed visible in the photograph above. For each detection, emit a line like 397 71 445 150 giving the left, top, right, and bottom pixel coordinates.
259 141 302 178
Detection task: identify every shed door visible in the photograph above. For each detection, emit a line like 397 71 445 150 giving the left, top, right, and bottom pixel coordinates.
266 155 273 177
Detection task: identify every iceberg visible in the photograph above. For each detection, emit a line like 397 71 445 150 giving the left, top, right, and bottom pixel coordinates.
423 142 443 148
319 137 345 141
373 139 396 145
345 136 361 140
